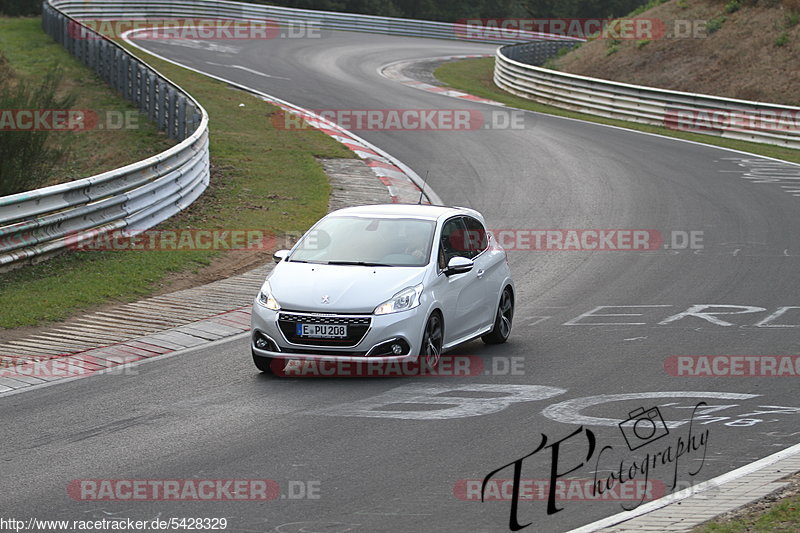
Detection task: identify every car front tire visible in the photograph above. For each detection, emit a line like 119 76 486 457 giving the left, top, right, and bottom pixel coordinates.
419 312 444 368
482 287 513 344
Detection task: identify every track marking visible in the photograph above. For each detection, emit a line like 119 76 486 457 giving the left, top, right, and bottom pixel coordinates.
542 392 759 428
204 61 291 80
309 384 566 420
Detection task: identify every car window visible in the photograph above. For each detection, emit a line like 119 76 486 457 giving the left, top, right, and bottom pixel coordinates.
439 217 469 269
289 216 436 267
463 216 488 257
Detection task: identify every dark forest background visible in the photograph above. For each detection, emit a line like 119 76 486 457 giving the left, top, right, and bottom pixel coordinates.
269 0 655 20
1 0 655 20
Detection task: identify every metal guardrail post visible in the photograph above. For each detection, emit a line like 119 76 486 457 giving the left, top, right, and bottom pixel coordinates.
121 54 130 99
167 86 177 139
147 72 157 121
177 96 187 141
156 80 167 130
110 46 118 89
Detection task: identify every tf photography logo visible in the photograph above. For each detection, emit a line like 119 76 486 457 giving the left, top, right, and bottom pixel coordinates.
480 403 711 531
618 406 670 451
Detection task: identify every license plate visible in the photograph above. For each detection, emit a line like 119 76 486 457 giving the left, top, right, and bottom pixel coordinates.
296 323 348 338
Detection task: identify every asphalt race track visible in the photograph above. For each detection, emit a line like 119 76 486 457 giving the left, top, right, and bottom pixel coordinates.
2 30 799 532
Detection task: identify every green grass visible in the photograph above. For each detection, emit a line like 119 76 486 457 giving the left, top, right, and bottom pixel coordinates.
0 19 352 329
0 251 217 325
627 0 668 17
434 57 800 165
724 0 741 14
693 491 800 532
707 15 727 34
0 17 175 185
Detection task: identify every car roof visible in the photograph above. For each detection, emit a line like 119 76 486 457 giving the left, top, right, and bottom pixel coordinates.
327 203 484 223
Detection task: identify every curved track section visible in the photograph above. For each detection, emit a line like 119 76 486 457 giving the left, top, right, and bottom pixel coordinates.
2 30 799 533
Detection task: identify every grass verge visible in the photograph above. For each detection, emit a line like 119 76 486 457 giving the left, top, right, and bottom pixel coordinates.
0 17 175 186
0 18 352 329
434 57 800 165
693 491 800 532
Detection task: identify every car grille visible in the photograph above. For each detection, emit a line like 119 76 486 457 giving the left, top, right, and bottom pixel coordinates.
277 312 371 347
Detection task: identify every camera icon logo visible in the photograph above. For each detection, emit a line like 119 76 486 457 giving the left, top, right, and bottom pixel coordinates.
618 406 670 451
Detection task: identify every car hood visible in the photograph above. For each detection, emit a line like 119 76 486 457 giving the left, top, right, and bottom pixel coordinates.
268 262 427 314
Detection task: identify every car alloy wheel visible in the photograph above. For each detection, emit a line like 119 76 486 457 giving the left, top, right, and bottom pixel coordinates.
421 313 443 368
482 288 513 344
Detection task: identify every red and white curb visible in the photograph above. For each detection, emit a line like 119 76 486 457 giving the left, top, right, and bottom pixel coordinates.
0 307 251 394
379 54 505 107
121 28 442 205
258 96 432 204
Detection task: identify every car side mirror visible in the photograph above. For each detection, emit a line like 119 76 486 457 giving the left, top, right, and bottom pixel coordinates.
445 256 473 276
273 249 290 263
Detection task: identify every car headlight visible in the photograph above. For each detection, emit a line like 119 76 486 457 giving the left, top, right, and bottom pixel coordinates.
374 284 423 315
256 281 280 311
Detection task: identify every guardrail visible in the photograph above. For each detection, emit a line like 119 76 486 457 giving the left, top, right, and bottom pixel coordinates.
496 43 800 149
3 0 578 270
0 1 209 269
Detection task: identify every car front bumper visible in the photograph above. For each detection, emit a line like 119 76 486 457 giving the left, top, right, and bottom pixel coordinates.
250 300 427 362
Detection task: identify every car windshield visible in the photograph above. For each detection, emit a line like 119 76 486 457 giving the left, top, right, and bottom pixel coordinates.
288 216 436 267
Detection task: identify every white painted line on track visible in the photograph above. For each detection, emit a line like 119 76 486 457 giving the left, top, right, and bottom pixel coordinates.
204 61 291 80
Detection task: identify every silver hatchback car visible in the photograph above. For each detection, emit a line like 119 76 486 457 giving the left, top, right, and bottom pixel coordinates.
250 204 514 373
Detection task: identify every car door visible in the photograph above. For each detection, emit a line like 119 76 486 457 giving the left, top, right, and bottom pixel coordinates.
461 216 502 333
432 216 481 344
